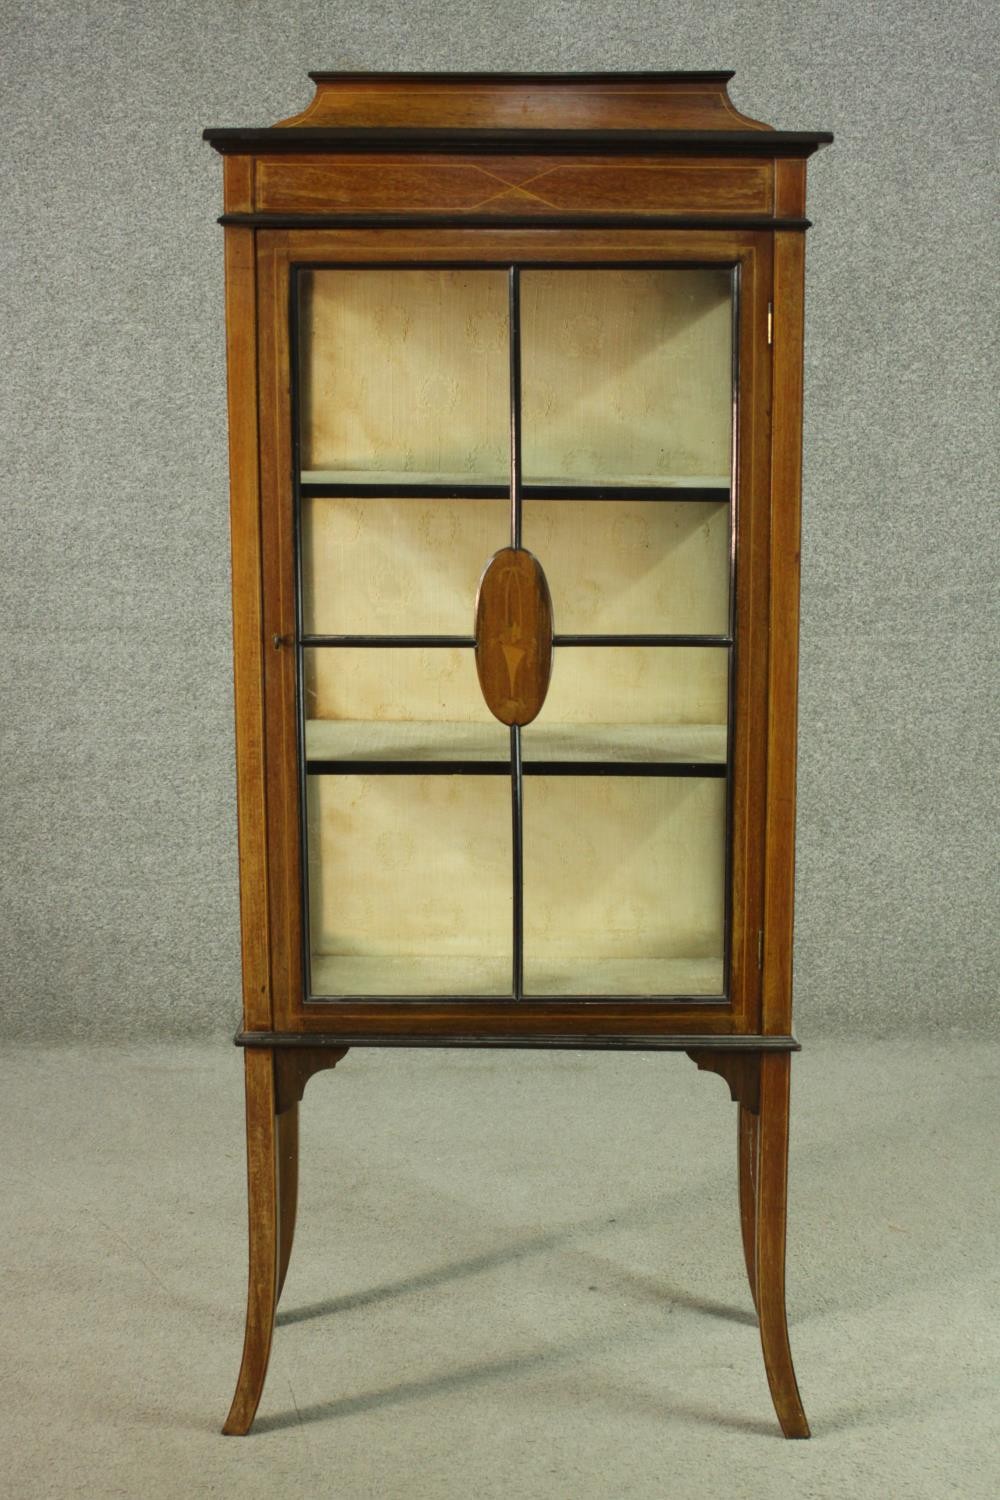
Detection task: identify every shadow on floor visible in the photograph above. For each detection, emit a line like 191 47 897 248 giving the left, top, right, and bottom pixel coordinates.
254 1318 769 1436
277 1198 756 1330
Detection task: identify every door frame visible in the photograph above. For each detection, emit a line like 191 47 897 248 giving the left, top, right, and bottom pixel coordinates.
250 225 774 1042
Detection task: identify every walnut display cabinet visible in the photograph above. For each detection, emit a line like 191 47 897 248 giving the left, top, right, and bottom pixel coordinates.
205 70 831 1438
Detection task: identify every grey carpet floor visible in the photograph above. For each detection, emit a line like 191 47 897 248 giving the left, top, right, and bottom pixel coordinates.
2 1039 997 1499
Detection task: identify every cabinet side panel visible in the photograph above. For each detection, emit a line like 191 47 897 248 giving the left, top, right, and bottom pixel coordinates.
762 230 806 1034
729 235 772 1034
256 233 305 1032
223 221 272 1029
774 159 806 219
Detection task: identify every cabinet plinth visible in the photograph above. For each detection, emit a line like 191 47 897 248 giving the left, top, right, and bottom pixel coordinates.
207 69 829 1438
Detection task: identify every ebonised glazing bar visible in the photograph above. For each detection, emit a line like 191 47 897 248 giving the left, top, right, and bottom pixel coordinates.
524 484 729 502
301 634 477 647
300 633 733 647
300 481 731 501
305 759 728 777
508 268 525 999
509 267 523 550
510 725 524 997
554 633 732 647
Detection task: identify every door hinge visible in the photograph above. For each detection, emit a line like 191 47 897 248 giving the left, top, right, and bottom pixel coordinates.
757 929 764 970
767 303 773 346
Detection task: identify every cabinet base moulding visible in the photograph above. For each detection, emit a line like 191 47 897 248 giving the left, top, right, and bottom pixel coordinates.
236 1030 800 1051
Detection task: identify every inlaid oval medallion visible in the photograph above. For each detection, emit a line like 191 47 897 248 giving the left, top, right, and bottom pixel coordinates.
474 547 553 726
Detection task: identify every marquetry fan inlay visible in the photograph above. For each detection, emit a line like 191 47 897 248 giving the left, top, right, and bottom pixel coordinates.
474 547 553 726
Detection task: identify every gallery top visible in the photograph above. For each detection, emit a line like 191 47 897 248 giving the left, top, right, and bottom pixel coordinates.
204 71 833 156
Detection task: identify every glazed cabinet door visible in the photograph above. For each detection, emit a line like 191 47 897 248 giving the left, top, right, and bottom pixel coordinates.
256 230 771 1039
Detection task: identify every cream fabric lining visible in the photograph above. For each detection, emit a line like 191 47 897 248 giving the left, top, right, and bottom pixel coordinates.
301 497 730 637
310 954 724 999
298 266 731 480
304 646 728 728
307 775 726 986
304 719 727 764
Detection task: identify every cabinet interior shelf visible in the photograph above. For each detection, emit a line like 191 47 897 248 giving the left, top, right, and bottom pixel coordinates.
300 470 731 502
308 954 727 1001
304 719 728 775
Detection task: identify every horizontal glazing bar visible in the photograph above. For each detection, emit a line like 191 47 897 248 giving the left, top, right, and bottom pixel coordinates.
301 634 477 647
524 484 729 501
306 760 728 777
308 760 507 775
300 479 729 502
553 634 732 647
301 634 732 647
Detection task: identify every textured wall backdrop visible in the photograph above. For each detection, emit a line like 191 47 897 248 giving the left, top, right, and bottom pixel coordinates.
1 1 996 1039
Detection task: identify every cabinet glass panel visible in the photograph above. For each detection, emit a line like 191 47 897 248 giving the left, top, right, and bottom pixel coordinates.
293 261 737 1005
303 646 507 768
522 646 729 768
302 496 507 636
522 777 726 997
520 268 733 486
522 497 730 635
298 269 509 482
518 266 734 998
307 774 512 997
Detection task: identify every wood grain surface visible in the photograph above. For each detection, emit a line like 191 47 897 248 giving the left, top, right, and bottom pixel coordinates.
474 547 553 725
254 223 766 1040
274 73 775 133
256 154 774 217
214 69 826 1439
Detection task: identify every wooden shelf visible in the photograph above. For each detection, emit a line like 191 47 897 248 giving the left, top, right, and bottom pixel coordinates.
521 722 727 764
310 953 512 997
304 718 728 773
309 952 725 999
525 955 725 997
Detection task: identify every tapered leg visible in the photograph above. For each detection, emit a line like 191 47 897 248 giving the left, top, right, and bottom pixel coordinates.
755 1052 810 1439
223 1048 280 1436
276 1102 299 1303
738 1103 759 1312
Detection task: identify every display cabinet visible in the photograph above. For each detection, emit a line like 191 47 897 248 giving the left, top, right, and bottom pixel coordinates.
205 71 831 1437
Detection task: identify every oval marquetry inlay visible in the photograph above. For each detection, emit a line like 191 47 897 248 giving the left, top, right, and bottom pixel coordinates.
474 548 553 726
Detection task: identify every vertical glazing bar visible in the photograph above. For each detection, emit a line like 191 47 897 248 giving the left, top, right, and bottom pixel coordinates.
508 266 523 548
509 267 524 997
510 723 524 999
